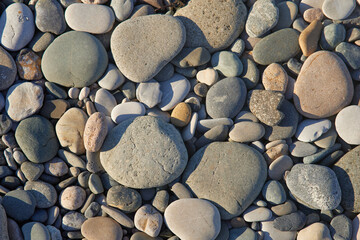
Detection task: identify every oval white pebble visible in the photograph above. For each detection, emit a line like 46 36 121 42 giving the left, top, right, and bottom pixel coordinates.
111 102 145 124
335 105 360 145
98 64 125 91
182 112 198 141
158 74 190 111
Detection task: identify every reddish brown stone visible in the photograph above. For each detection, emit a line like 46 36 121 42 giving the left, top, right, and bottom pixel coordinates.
16 48 43 80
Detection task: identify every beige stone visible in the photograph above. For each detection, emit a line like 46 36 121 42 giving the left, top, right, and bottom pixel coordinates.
262 63 288 93
294 51 353 118
196 67 219 86
134 204 163 237
174 0 247 53
303 8 324 23
59 186 86 210
83 112 108 152
81 217 123 240
297 223 332 240
299 20 322 56
56 107 88 154
263 143 288 165
170 102 191 127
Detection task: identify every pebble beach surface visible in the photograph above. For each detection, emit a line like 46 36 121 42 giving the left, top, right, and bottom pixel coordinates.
0 0 360 239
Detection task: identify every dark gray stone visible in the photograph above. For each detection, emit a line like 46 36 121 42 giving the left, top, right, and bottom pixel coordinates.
106 185 142 213
15 115 59 164
2 189 36 221
329 214 352 240
273 211 306 231
35 0 66 35
205 77 247 119
320 24 346 50
335 42 360 70
24 181 57 208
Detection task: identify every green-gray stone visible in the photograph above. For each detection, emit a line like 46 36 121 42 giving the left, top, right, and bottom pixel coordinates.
15 115 59 163
24 181 57 208
182 142 267 219
41 31 108 87
240 58 259 89
2 190 36 221
253 28 300 65
44 82 67 99
211 51 243 77
320 23 346 50
335 42 360 70
22 222 50 240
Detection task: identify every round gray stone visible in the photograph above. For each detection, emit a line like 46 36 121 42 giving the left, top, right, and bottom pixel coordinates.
240 58 259 89
182 142 267 219
205 77 247 119
62 211 86 231
2 189 36 221
335 42 360 70
42 31 108 87
286 164 341 211
110 0 134 22
24 180 57 208
35 0 66 35
15 115 59 163
100 116 188 189
262 180 286 205
289 141 318 157
329 214 352 240
211 51 243 77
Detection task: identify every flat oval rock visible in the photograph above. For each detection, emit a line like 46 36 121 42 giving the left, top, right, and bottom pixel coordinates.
42 31 108 87
111 15 186 83
174 0 247 53
158 74 190 111
0 3 35 51
293 51 353 119
286 164 341 211
182 142 267 219
111 102 146 124
335 105 360 145
100 116 188 189
65 3 115 34
15 115 59 163
253 28 300 65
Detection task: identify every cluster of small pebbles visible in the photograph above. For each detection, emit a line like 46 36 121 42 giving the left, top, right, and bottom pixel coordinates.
1 0 360 239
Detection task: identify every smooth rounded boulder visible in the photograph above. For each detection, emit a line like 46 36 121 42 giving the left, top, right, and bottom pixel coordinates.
15 115 59 163
100 116 188 189
182 142 267 219
293 51 353 118
111 15 186 83
42 31 108 87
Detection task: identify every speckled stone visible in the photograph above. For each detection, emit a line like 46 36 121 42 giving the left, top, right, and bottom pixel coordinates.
248 90 284 126
286 164 341 210
182 142 267 219
174 0 247 53
35 0 66 35
246 0 279 37
111 15 185 83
